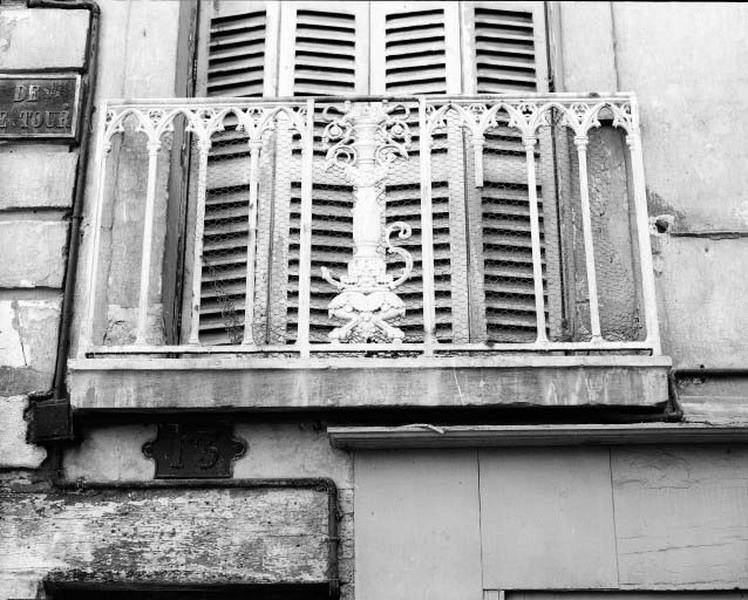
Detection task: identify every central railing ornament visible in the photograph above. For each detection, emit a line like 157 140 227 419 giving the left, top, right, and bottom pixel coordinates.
321 101 413 343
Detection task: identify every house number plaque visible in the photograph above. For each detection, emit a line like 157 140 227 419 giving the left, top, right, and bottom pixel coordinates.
142 423 247 479
0 72 81 140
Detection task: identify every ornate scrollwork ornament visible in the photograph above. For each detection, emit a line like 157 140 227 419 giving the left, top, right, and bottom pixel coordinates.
144 108 175 151
385 221 414 290
424 103 449 136
507 101 538 135
323 104 358 172
563 102 600 137
185 107 224 153
103 109 125 152
376 104 411 166
610 101 633 133
320 102 414 343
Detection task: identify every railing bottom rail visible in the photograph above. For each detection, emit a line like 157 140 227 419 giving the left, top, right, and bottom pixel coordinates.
85 340 655 358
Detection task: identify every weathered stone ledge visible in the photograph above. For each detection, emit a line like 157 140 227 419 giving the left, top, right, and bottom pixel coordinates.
68 356 671 411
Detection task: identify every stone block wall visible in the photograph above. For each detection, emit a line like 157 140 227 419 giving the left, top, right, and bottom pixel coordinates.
0 6 91 471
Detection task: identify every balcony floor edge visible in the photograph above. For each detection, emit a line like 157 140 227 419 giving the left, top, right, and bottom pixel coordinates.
68 356 671 412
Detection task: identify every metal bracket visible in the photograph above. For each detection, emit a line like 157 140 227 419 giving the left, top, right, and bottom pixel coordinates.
28 394 74 443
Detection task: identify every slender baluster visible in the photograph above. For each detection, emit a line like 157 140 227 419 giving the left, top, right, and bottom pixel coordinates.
419 98 437 356
627 97 662 354
524 135 548 344
188 133 211 345
80 101 111 355
135 136 162 346
242 135 263 347
574 134 602 341
296 99 315 358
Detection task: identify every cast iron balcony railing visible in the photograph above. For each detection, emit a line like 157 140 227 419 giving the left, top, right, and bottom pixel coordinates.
79 93 661 358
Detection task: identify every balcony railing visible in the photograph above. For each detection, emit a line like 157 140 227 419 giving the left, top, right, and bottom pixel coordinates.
79 93 661 359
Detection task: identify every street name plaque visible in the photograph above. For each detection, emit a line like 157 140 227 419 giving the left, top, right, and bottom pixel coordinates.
0 72 82 140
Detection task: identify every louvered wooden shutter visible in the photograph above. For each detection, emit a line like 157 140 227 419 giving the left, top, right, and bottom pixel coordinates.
190 1 552 346
275 3 370 344
191 1 278 344
370 2 461 95
370 2 469 342
278 3 368 96
464 3 547 94
460 1 560 343
201 3 276 97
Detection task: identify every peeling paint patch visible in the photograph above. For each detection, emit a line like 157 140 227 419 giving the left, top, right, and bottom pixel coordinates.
0 301 26 369
0 486 331 588
0 395 47 469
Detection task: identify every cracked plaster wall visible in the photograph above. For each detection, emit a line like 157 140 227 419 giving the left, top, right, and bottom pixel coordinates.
558 2 748 372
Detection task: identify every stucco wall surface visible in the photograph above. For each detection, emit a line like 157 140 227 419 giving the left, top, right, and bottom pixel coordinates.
612 3 748 232
612 4 748 370
558 2 748 371
653 235 748 369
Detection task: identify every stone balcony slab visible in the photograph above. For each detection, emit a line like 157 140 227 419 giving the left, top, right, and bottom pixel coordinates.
68 355 672 413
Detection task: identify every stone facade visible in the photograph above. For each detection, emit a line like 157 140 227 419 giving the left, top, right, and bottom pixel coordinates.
1 2 748 600
0 4 87 474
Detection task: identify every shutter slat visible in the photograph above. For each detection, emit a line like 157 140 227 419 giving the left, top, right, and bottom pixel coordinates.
208 55 265 72
386 24 445 43
203 238 248 254
475 40 535 56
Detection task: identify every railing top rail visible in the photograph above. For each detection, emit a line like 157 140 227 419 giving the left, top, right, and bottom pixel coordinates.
101 91 637 108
